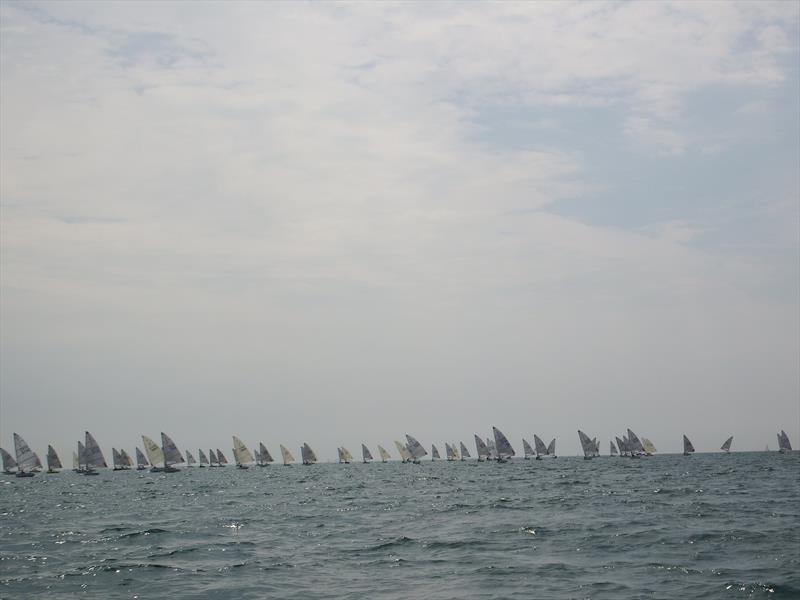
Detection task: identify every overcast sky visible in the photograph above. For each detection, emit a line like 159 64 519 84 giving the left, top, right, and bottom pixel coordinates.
1 1 798 461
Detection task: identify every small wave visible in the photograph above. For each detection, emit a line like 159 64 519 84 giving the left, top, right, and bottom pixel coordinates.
118 528 169 539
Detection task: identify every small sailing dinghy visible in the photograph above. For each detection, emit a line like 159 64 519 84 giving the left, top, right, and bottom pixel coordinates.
112 448 126 471
232 436 254 469
301 443 317 465
533 435 548 460
280 444 295 466
120 449 133 469
474 435 490 462
642 439 657 456
405 435 427 464
777 430 792 453
492 427 515 463
683 435 695 456
486 438 498 461
208 449 219 466
186 451 196 467
13 433 42 477
338 447 354 464
161 433 184 472
394 441 412 463
377 445 391 462
82 431 107 475
46 445 63 473
72 451 80 472
522 439 535 460
578 430 596 460
627 429 644 458
142 436 165 472
1 447 18 474
361 444 373 463
720 436 733 454
431 444 441 461
546 438 557 458
257 443 274 466
459 441 471 461
135 447 149 470
616 436 627 457
198 449 209 468
216 449 229 467
444 443 456 461
609 440 618 457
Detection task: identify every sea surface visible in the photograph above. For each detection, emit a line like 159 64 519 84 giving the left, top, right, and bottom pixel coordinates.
1 452 798 599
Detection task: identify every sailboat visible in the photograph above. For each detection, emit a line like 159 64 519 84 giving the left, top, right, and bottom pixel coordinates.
361 444 374 464
120 449 133 469
339 447 354 464
160 433 184 472
609 440 618 457
301 443 317 465
216 449 229 467
533 435 547 460
280 444 295 466
778 430 792 453
142 436 165 472
72 451 80 472
642 439 657 456
82 431 107 475
112 448 126 471
615 436 627 457
445 443 456 461
474 435 490 462
45 446 62 474
459 441 471 461
394 441 412 463
232 436 254 469
492 427 515 462
522 439 535 460
13 433 42 477
198 449 209 468
135 447 149 470
451 443 460 460
186 451 196 467
208 449 219 467
257 443 274 466
377 445 391 463
720 436 733 454
546 438 557 458
77 441 92 474
431 444 441 461
683 435 695 456
626 429 644 458
486 437 498 461
577 430 596 460
404 435 427 464
1 447 18 474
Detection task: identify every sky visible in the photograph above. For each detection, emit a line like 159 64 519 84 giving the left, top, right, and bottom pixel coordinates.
1 1 798 461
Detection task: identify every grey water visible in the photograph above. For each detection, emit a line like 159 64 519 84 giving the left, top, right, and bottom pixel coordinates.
1 452 798 599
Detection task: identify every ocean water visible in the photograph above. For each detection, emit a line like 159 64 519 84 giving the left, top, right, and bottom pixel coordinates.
1 452 798 599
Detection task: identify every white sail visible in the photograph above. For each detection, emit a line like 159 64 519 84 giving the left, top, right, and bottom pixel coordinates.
394 440 412 462
84 431 107 468
683 435 695 454
259 443 274 463
14 433 41 471
609 440 618 456
135 447 149 467
361 444 373 462
337 447 345 463
533 435 548 456
522 439 535 458
216 449 229 464
459 441 471 459
486 438 497 460
112 448 123 469
72 451 79 469
301 443 316 464
577 430 596 458
404 435 427 460
186 450 196 465
778 430 792 452
280 444 295 465
474 434 489 459
720 436 733 453
642 438 657 455
493 427 515 458
340 447 354 463
78 441 86 467
142 436 164 466
451 443 460 460
627 429 645 454
377 445 391 462
1 447 18 471
208 449 218 464
547 438 556 456
592 437 600 456
431 444 441 460
232 436 254 465
161 433 184 466
119 449 133 467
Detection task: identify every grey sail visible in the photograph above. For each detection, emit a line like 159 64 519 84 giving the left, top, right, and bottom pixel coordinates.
615 436 627 456
161 433 184 466
280 445 295 465
14 433 41 471
301 443 317 464
522 439 535 458
361 444 373 462
546 439 556 457
340 447 353 463
592 438 600 456
72 452 79 470
683 435 695 454
186 451 196 465
609 441 618 456
486 438 497 460
112 448 123 469
337 447 345 463
377 445 391 462
208 449 218 465
47 445 63 470
445 443 455 460
778 430 792 452
259 443 274 464
431 444 441 460
216 449 229 464
135 447 149 467
198 449 209 465
720 436 733 453
404 435 428 460
84 431 107 468
474 435 489 460
119 449 133 467
77 441 86 468
493 427 515 458
577 430 595 459
627 429 645 454
459 441 471 459
1 447 18 472
533 435 548 456
394 441 412 462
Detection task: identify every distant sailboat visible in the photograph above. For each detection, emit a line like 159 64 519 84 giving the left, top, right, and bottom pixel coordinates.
615 436 627 457
546 438 556 458
142 436 165 472
186 451 196 467
405 435 427 464
112 448 126 471
161 433 184 472
135 447 149 470
198 449 209 468
216 449 229 467
377 445 391 463
609 440 618 457
338 447 354 464
72 451 80 472
13 433 42 477
522 439 535 460
232 436 254 469
533 435 548 460
431 444 441 461
82 431 107 475
486 437 498 461
1 447 18 474
208 449 219 467
683 435 695 456
777 430 792 453
301 443 317 465
451 443 460 460
394 441 411 463
642 438 657 456
474 435 490 462
492 427 515 462
280 444 295 466
459 441 471 461
577 430 596 460
626 429 644 458
361 444 373 464
257 443 274 466
120 449 133 469
720 436 733 454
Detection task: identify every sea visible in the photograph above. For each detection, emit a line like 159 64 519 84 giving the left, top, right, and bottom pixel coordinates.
1 452 798 599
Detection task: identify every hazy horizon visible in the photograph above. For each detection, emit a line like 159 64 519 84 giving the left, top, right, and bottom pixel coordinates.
1 2 798 461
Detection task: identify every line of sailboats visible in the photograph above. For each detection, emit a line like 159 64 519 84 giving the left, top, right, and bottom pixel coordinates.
1 428 795 476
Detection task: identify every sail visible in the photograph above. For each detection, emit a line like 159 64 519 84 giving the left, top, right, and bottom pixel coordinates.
547 438 556 456
232 436 254 465
778 430 792 452
14 433 41 471
522 439 535 458
337 447 345 463
486 438 497 459
459 441 471 458
642 438 657 455
72 451 79 469
533 435 548 456
592 438 600 456
431 444 441 459
616 436 627 455
609 441 618 456
46 445 62 470
84 432 107 468
195 449 207 465
186 450 196 465
493 427 515 458
577 430 595 458
1 447 18 471
135 447 149 467
119 449 133 467
404 435 427 459
161 433 184 466
445 443 454 460
340 447 354 462
377 445 391 462
683 435 695 454
216 449 229 464
451 443 460 460
78 441 86 466
301 443 316 464
259 443 274 463
720 436 733 453
142 436 164 466
208 449 217 464
394 440 412 461
474 435 489 458
280 445 295 465
112 448 123 469
627 429 645 454
361 444 373 462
